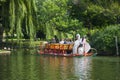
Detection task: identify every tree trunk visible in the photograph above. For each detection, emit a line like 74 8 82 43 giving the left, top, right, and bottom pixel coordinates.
0 26 3 48
0 3 4 48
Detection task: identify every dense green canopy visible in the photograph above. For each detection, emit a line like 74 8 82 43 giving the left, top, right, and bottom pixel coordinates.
0 0 37 40
0 0 120 40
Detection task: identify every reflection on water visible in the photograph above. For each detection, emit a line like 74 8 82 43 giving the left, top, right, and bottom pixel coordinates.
73 57 92 80
0 49 120 80
39 56 77 80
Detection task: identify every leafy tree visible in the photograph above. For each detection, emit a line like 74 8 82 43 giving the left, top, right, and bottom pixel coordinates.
37 0 83 39
90 25 120 55
50 17 83 35
69 0 120 29
0 0 37 41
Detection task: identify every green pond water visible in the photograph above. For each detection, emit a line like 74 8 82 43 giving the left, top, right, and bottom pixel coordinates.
0 49 120 80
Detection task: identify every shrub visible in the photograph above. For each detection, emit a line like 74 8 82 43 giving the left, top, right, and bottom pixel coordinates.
90 25 120 55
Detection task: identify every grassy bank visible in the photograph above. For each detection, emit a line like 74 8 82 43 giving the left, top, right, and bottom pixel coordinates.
0 39 47 49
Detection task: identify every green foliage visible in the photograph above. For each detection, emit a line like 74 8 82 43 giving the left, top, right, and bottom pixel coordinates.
69 0 120 28
90 25 120 55
36 0 120 43
50 17 83 33
84 4 106 26
8 0 37 40
37 0 83 39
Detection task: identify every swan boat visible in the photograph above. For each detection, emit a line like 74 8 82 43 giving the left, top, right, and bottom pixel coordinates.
38 43 97 57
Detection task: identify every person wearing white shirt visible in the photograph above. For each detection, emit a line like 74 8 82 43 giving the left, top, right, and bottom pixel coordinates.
59 39 64 44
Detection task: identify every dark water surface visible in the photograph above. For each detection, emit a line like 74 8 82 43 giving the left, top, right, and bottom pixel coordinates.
0 49 120 80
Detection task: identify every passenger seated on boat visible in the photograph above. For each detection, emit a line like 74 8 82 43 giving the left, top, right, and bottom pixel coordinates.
68 38 74 44
65 38 70 44
50 38 56 43
50 35 59 43
72 34 82 54
59 39 64 44
63 38 67 44
64 38 73 44
59 38 70 44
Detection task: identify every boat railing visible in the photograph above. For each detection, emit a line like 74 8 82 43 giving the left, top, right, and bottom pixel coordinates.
43 43 73 54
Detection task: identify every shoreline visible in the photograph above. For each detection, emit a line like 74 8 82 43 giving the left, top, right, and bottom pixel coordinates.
0 50 11 55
